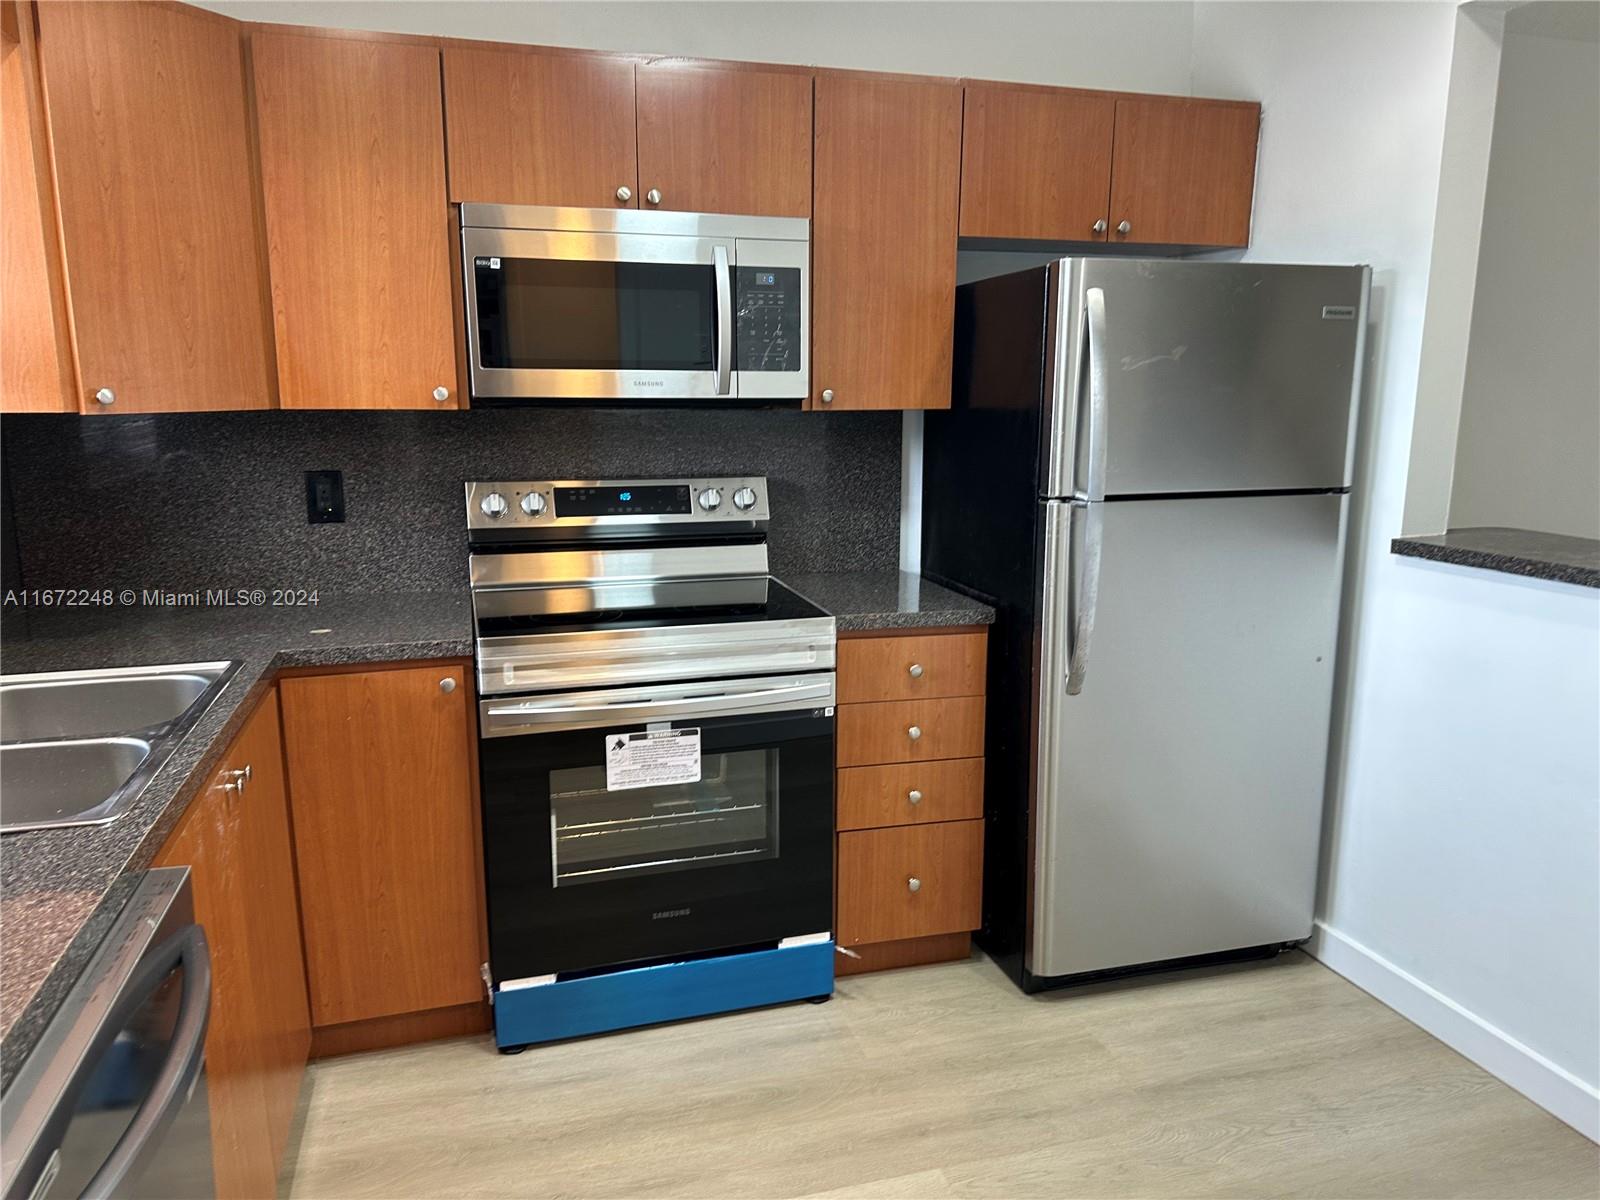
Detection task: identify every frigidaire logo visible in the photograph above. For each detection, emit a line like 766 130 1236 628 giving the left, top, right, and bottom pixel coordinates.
652 908 692 920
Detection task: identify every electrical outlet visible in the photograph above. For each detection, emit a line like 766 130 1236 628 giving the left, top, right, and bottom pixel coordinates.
305 470 345 524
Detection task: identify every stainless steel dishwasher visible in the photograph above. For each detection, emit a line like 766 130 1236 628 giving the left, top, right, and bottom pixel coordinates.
1 868 212 1200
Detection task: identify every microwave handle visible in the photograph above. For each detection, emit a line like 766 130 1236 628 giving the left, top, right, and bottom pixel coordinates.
714 243 733 396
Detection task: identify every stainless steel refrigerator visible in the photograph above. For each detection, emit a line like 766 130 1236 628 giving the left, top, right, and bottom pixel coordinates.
923 258 1368 991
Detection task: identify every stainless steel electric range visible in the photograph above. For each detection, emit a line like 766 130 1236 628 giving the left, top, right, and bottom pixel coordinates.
466 476 838 1050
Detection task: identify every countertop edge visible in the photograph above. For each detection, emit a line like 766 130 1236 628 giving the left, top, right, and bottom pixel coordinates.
1391 536 1600 589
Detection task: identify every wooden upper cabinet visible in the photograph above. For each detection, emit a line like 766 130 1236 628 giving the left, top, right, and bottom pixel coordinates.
34 0 273 413
1 0 72 412
252 32 458 409
635 64 812 217
812 73 961 411
280 664 483 1027
959 84 1115 242
1107 97 1260 248
444 47 638 207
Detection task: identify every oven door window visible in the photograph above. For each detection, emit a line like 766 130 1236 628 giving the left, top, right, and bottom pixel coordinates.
550 747 778 886
474 257 715 371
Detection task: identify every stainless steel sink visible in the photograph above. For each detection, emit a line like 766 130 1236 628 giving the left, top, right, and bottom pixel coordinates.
0 738 154 830
0 661 240 834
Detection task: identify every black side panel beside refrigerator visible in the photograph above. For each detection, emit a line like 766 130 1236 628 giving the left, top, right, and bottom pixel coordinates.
922 266 1052 986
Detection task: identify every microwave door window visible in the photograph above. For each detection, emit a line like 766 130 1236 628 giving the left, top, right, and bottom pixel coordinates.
475 258 715 371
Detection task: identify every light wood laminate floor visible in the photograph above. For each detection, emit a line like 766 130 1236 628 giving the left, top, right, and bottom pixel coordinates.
281 951 1597 1199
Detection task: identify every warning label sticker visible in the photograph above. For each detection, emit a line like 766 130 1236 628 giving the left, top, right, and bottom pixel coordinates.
604 728 702 792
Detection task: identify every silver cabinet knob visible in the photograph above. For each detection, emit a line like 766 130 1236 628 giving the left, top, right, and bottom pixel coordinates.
820 388 834 404
439 676 457 694
219 780 240 796
479 492 508 519
615 185 632 203
227 765 251 784
908 663 924 679
433 385 450 402
732 486 758 511
520 492 547 517
1092 218 1108 236
1117 220 1132 235
908 789 923 805
907 877 922 893
94 387 115 406
645 188 662 206
907 725 922 741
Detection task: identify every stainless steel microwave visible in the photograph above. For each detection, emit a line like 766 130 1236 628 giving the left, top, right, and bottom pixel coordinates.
459 204 809 404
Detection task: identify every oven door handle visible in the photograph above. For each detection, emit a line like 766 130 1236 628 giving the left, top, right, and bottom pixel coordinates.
714 243 733 397
485 681 829 734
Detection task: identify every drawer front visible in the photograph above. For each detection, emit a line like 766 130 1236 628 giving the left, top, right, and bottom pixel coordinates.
837 758 984 830
837 820 983 945
836 696 986 767
837 632 987 703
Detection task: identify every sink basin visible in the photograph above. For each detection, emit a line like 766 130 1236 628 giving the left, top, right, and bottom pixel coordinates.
0 738 154 831
0 661 239 834
0 663 235 742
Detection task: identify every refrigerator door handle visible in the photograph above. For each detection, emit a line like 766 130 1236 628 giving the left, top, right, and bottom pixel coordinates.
1065 499 1104 696
1081 286 1109 503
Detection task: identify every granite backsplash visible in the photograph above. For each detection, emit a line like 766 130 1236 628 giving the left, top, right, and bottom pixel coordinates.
0 408 902 592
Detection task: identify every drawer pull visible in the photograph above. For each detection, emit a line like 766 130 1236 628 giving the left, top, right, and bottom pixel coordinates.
908 663 924 678
907 725 922 742
908 788 923 805
907 876 922 893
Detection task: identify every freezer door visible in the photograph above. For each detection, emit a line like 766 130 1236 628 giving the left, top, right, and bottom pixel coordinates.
1030 493 1347 980
1045 260 1369 498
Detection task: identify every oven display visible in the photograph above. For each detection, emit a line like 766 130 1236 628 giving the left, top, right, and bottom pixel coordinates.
555 485 692 517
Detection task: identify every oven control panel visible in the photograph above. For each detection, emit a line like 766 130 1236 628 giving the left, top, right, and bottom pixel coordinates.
466 477 770 535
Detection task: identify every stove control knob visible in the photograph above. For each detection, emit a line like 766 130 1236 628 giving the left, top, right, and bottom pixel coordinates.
479 492 509 519
698 488 723 512
520 492 547 517
732 486 758 511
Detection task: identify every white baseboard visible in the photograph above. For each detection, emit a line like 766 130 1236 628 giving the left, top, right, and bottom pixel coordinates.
1308 921 1599 1142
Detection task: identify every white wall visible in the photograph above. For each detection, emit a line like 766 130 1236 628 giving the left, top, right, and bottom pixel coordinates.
198 1 1195 94
1193 0 1600 1139
1449 11 1600 538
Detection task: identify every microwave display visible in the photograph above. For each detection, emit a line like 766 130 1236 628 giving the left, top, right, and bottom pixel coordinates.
736 266 801 373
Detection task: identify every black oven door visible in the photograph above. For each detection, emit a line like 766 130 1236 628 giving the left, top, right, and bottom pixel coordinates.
478 675 835 981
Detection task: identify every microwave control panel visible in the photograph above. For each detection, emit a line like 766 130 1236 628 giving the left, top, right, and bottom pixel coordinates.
735 266 802 373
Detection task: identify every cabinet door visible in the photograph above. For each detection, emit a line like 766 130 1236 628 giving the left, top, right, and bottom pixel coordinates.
35 0 273 413
1107 97 1260 247
253 32 458 409
154 728 277 1198
959 84 1115 242
1 0 72 412
812 73 961 410
444 47 637 208
280 664 483 1026
636 64 811 217
228 689 311 1171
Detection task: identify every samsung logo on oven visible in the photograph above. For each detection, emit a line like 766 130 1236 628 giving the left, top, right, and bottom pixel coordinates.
632 380 665 388
652 908 692 920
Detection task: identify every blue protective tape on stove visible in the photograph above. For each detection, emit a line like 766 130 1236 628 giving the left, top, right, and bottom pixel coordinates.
492 941 835 1048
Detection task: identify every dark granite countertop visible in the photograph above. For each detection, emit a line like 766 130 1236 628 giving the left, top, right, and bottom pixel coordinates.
0 591 472 1087
1391 527 1600 588
785 571 995 631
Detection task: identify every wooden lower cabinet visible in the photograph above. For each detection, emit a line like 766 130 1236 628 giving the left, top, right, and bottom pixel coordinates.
834 627 988 974
838 820 983 946
279 662 486 1029
154 688 310 1200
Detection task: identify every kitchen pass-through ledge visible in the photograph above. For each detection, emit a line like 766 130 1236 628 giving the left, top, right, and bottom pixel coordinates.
1391 526 1600 588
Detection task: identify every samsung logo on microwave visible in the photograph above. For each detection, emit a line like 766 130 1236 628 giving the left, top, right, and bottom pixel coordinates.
652 908 692 920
